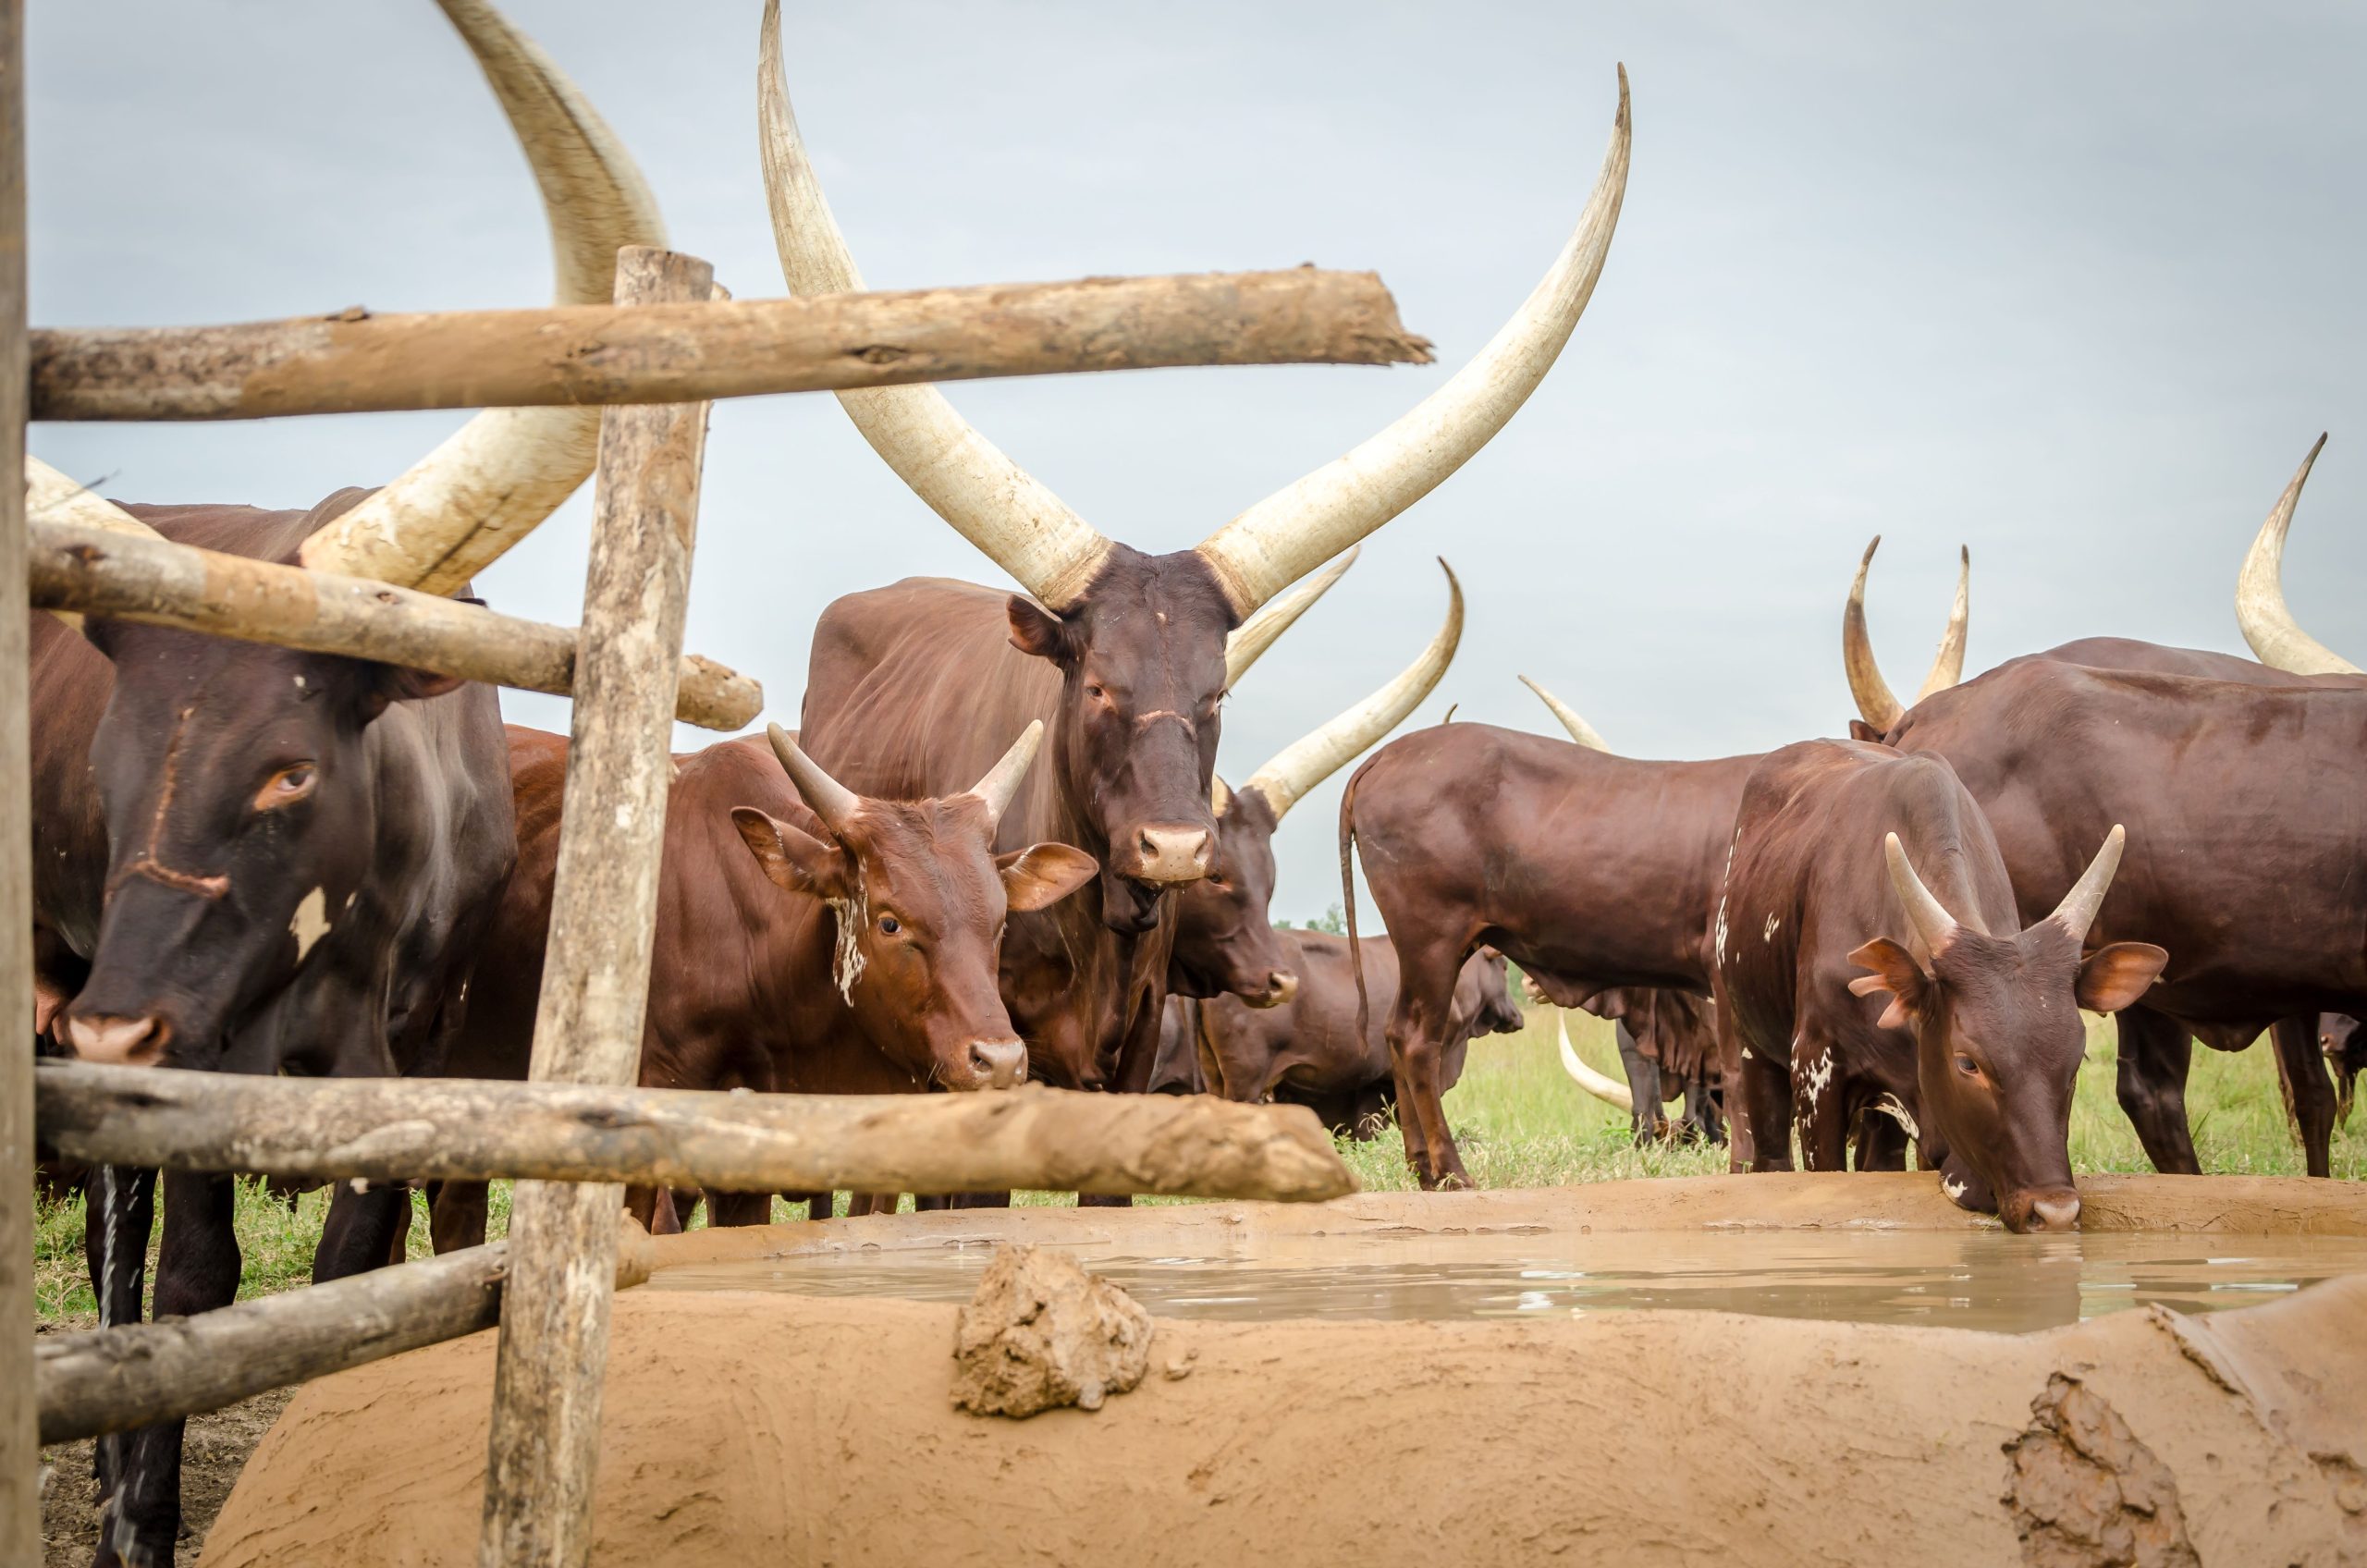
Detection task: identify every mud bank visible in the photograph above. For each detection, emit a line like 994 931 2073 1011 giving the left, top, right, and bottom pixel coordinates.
200 1177 2367 1566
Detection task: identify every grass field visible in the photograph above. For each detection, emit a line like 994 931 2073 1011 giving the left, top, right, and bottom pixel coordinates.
31 1005 2362 1328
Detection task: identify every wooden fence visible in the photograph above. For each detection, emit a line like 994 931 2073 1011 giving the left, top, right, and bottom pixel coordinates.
0 12 1407 1556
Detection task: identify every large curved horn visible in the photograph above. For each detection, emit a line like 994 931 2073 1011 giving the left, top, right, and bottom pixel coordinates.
966 720 1045 829
2237 435 2358 676
2046 824 2127 945
1843 538 1970 730
757 0 1113 610
299 0 667 594
1558 1015 1633 1112
26 456 162 540
1517 675 1610 752
1192 71 1631 618
1225 546 1356 691
1883 832 1966 955
767 723 861 839
1238 559 1463 819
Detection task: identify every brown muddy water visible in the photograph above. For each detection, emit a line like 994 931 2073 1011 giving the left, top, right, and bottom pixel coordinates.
644 1226 2367 1333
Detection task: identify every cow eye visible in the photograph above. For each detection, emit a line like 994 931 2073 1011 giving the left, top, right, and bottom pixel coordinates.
1085 683 1107 702
878 914 901 936
1953 1053 1981 1079
254 764 317 811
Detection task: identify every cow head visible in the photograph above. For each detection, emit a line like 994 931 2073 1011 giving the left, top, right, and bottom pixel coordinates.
1848 827 2166 1233
732 723 1096 1091
60 623 460 1070
1171 561 1463 1001
2324 1013 2365 1129
759 0 1627 929
1460 949 1526 1036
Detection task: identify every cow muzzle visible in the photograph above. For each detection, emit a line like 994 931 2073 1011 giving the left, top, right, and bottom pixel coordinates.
958 1037 1028 1091
1245 969 1300 1010
65 1012 171 1068
1127 825 1214 885
2002 1187 2081 1234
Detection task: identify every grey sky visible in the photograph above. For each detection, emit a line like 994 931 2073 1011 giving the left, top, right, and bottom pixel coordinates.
27 2 2366 924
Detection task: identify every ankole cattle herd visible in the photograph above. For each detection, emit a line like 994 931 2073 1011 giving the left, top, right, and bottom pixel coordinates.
18 2 2365 1563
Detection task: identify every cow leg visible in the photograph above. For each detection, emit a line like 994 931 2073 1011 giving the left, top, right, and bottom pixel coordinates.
1077 1193 1134 1208
1386 944 1470 1190
2114 1009 2202 1174
1853 1107 1908 1171
1737 1047 1795 1172
428 1180 491 1254
2269 1014 2336 1179
708 1190 773 1227
949 1192 1014 1209
1682 1079 1725 1145
784 1190 836 1220
313 1182 413 1280
1613 1023 1664 1145
86 1165 157 1499
1794 1043 1849 1172
94 1171 239 1568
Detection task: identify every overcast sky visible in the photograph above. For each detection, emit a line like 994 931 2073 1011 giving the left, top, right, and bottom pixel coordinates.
27 2 2366 924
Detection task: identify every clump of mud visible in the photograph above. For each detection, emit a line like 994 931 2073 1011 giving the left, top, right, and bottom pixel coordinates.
2001 1373 2199 1568
951 1244 1151 1418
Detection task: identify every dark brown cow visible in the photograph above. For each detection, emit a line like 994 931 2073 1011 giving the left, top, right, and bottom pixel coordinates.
1711 740 2166 1230
28 6 664 1560
1197 931 1521 1139
430 722 1095 1244
1844 441 2364 1176
761 4 1629 1124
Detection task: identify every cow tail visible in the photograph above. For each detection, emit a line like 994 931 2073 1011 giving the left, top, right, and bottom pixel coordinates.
1341 756 1373 1049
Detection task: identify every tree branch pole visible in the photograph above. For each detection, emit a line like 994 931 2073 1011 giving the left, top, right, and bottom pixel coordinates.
25 519 761 730
30 268 1432 421
31 1064 1356 1204
34 1223 657 1447
0 0 37 1553
479 246 713 1568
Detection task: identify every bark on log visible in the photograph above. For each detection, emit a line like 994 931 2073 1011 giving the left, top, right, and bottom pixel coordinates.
32 1223 657 1445
30 269 1432 420
0 0 39 1552
31 1064 1357 1203
23 518 761 729
479 245 715 1568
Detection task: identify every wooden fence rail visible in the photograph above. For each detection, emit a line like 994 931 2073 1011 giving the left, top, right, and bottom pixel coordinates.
25 518 762 729
32 1062 1356 1203
34 1222 657 1446
30 269 1430 421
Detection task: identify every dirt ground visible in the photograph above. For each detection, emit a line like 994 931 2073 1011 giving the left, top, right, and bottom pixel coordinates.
37 1363 291 1568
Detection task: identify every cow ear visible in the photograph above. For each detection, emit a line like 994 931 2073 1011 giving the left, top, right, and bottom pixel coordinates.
730 807 852 900
1847 937 1931 1031
998 843 1098 912
2074 941 2169 1013
1846 719 1886 744
355 663 466 720
1006 596 1078 668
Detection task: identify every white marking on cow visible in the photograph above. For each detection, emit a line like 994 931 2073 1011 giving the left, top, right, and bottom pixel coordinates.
1762 913 1780 942
1942 1173 1968 1201
1739 1046 1754 1061
826 890 869 1003
99 1168 119 1329
1713 897 1730 967
1874 1093 1919 1141
1797 1047 1834 1110
289 886 332 962
292 674 306 690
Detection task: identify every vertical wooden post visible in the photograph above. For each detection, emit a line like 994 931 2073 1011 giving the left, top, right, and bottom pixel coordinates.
0 0 38 1558
476 246 714 1568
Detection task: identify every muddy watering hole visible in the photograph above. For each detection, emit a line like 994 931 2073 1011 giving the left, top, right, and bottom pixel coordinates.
646 1227 2367 1332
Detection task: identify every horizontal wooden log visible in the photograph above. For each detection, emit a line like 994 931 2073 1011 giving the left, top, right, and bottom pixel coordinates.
26 520 761 730
33 1221 656 1445
30 269 1434 421
32 1063 1357 1204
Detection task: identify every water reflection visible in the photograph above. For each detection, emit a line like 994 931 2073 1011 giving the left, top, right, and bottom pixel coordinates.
648 1229 2367 1334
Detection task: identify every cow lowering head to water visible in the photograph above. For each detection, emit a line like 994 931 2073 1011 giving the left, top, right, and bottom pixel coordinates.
1171 560 1464 1011
26 5 666 1561
1712 741 2166 1231
764 0 1630 1099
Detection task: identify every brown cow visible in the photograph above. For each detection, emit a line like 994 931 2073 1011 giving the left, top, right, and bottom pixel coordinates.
1554 987 1726 1145
1197 931 1521 1143
762 2 1630 1129
1711 740 2166 1230
431 722 1096 1245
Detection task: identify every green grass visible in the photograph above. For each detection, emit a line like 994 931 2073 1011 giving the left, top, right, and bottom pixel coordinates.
31 1006 2361 1326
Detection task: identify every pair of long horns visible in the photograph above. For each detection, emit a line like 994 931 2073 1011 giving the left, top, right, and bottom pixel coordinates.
2237 435 2361 677
1842 538 1969 733
1883 824 2125 957
1220 559 1464 822
758 0 1630 619
31 0 665 594
1519 674 1611 752
766 720 1042 839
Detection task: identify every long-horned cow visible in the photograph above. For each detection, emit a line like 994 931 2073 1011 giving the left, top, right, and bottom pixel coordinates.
1845 437 2364 1176
1711 741 2166 1230
761 0 1631 1107
28 5 665 1562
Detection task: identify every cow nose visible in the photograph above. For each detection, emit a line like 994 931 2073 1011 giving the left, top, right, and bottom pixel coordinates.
1133 825 1213 884
66 1013 169 1067
967 1037 1027 1090
2022 1192 2082 1233
1255 970 1300 1010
